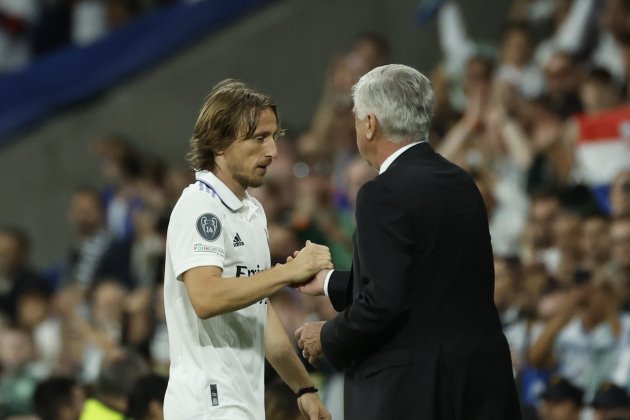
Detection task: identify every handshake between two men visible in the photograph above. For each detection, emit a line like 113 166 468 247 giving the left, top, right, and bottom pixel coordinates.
279 240 333 368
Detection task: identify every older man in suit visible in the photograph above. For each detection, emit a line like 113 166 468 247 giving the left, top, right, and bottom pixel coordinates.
295 64 521 420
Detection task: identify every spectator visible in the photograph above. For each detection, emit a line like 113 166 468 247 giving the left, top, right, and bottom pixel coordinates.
606 217 630 304
79 349 148 419
610 170 630 218
591 382 630 420
579 67 625 114
33 376 85 420
0 0 39 73
126 373 168 420
494 255 522 327
580 214 612 274
15 287 61 372
0 328 47 418
496 21 544 103
93 135 145 241
72 0 107 46
525 99 575 193
592 0 630 83
65 187 132 290
549 209 583 285
538 375 584 420
296 32 390 162
542 51 584 118
473 169 529 257
107 0 141 29
529 281 630 400
52 280 124 384
522 190 561 266
0 227 50 324
32 0 72 56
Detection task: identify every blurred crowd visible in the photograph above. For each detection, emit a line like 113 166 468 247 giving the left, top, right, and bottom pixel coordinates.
1 0 630 419
0 0 189 74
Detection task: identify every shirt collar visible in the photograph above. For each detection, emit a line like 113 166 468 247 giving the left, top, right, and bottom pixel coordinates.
379 141 423 174
195 170 245 211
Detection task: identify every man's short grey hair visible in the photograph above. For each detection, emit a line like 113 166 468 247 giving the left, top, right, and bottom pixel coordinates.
352 64 435 144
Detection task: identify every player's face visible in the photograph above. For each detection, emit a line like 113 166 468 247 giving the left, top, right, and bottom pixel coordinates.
221 108 279 192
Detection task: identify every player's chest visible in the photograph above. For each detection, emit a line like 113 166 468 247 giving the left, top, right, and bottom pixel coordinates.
221 213 270 274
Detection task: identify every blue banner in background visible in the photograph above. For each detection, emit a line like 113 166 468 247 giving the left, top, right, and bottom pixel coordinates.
0 0 268 144
414 0 446 26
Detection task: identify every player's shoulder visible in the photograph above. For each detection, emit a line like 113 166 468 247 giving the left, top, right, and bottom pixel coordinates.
171 182 225 219
246 194 264 210
246 193 268 221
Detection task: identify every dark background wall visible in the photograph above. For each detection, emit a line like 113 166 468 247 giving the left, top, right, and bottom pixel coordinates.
0 0 511 266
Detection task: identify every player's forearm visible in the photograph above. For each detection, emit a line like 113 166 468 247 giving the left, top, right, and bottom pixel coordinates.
185 265 293 319
266 305 314 392
271 348 314 393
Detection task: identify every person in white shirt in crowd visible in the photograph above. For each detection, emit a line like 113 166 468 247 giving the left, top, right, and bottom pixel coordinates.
529 279 630 402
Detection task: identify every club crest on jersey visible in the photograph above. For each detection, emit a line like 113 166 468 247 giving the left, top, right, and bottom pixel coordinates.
196 213 221 242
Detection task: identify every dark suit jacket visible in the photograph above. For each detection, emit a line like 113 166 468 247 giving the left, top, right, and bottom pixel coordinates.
321 143 521 420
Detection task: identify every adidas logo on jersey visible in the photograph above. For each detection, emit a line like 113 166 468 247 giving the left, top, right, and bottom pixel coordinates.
233 233 244 247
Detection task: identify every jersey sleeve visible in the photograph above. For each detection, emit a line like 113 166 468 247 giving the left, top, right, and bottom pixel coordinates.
167 190 227 280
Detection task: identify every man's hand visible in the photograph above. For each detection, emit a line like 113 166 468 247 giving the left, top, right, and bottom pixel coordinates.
295 321 325 366
297 392 331 420
286 241 332 284
294 269 331 296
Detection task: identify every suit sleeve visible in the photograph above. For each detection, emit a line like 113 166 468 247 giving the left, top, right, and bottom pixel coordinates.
321 181 414 370
327 269 352 312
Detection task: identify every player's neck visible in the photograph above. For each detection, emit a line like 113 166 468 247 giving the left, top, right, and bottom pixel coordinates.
211 167 246 200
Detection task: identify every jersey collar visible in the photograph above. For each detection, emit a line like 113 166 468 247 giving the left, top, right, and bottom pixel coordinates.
195 170 244 211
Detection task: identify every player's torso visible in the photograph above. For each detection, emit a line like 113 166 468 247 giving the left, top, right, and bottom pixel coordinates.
164 184 271 419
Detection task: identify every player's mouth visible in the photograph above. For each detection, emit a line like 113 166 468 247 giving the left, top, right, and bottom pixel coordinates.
256 161 272 173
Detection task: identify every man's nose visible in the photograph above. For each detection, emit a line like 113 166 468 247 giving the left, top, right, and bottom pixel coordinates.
265 137 278 159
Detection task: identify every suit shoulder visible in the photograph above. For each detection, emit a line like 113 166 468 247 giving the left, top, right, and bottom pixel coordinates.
356 177 402 209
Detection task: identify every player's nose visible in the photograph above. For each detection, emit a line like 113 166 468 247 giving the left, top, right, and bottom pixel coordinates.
264 136 278 159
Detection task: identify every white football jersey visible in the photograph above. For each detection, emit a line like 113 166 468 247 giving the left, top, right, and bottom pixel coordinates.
163 170 271 420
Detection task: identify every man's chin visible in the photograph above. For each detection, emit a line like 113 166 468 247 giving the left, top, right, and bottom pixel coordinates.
249 178 264 188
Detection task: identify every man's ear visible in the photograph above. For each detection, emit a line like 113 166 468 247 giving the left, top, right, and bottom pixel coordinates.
366 113 378 140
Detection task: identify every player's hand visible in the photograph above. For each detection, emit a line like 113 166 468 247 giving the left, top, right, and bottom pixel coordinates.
297 392 331 420
295 321 325 367
287 241 332 283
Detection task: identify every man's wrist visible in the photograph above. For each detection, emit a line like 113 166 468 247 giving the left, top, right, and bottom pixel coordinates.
296 386 319 398
274 263 294 286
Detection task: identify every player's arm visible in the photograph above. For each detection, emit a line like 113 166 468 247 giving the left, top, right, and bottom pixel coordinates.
182 242 332 319
265 303 330 420
265 303 314 391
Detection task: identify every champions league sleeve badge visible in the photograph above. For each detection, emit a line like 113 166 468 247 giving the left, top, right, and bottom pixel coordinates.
196 213 222 242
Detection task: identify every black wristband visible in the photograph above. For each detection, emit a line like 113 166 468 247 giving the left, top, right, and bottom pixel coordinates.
296 386 318 398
